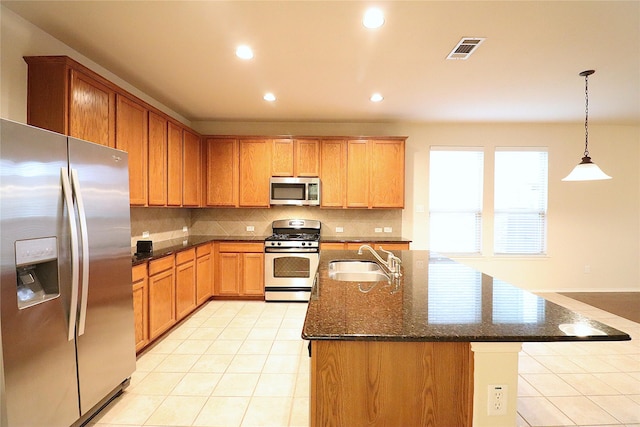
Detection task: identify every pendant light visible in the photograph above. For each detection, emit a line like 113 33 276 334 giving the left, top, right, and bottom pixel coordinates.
562 70 612 181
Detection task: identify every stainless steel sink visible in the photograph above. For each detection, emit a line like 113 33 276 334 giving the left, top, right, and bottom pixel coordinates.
328 260 389 282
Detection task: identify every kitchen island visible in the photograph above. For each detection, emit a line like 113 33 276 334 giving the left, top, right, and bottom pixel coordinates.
302 250 631 427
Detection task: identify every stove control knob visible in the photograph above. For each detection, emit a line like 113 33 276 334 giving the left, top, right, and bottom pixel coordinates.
277 242 282 246
301 242 306 246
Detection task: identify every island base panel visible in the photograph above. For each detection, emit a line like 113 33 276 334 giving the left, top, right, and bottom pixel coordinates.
310 340 473 427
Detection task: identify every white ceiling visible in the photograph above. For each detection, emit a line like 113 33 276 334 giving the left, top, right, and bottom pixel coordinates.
4 1 639 124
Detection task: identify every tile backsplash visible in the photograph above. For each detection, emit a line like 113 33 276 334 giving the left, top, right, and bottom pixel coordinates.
130 207 402 245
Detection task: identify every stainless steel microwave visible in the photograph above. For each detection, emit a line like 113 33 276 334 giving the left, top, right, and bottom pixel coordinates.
270 177 320 206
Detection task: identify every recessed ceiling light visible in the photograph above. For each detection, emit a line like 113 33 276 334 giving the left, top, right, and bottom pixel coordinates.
370 93 384 102
263 93 276 102
236 45 254 60
363 8 384 29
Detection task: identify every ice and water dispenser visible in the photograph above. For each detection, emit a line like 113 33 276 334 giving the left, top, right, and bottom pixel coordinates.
15 237 60 309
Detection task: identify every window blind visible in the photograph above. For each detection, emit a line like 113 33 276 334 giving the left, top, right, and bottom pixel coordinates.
429 148 484 254
494 149 548 255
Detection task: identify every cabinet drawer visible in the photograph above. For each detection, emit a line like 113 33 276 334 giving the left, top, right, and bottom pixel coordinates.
196 243 211 257
176 248 196 265
218 242 263 253
132 263 147 282
149 255 174 276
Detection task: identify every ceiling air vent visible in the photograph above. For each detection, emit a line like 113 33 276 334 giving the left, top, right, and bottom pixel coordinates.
447 37 486 60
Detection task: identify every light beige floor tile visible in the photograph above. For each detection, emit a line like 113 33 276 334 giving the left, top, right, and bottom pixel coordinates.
228 316 259 328
263 354 299 374
166 326 196 340
193 396 250 427
517 396 574 426
294 373 310 398
206 340 243 355
593 373 640 394
276 328 303 341
521 342 558 356
289 397 309 427
94 392 165 425
247 328 279 340
201 316 233 328
589 395 640 424
518 376 542 397
238 340 274 355
171 372 222 396
241 396 292 427
145 395 207 426
154 354 200 373
534 355 586 373
516 413 530 426
212 373 260 396
570 355 620 373
218 327 252 340
254 373 296 397
135 353 168 372
520 373 580 397
227 354 267 373
281 318 304 329
132 372 184 395
270 341 303 355
548 395 619 425
518 355 552 374
558 373 621 395
190 354 234 373
599 354 640 372
255 316 283 328
180 316 207 328
173 339 214 355
189 327 225 340
147 339 183 354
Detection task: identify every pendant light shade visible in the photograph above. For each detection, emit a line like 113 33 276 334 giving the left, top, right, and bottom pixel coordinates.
562 70 612 181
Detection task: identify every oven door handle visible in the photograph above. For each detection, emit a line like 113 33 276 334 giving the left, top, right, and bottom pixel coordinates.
264 247 319 253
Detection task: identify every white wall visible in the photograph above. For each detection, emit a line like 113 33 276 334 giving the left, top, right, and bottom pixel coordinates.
3 5 639 293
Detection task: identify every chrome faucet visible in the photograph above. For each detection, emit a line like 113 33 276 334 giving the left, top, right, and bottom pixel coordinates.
357 245 402 278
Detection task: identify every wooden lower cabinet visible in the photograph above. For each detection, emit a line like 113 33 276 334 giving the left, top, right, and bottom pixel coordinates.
310 340 473 427
196 243 213 305
175 249 197 321
132 263 149 352
214 242 264 298
148 256 176 341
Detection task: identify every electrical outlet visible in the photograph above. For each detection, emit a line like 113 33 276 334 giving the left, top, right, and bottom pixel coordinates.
374 227 382 233
488 385 508 416
246 225 255 232
336 227 344 233
182 226 188 232
142 231 150 238
383 227 392 233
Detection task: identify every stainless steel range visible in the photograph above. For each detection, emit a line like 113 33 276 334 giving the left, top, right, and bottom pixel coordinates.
264 219 321 302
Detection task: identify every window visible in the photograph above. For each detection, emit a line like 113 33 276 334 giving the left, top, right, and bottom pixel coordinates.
429 148 483 254
494 148 548 255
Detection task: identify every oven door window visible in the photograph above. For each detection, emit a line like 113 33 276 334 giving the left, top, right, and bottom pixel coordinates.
272 183 305 201
273 256 311 278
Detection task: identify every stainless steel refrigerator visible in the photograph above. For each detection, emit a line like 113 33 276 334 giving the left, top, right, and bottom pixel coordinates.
0 119 136 426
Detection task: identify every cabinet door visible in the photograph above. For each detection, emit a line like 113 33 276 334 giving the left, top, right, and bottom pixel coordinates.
320 140 346 208
148 112 168 206
346 140 369 208
176 256 197 321
374 243 410 250
320 243 346 250
216 252 242 296
242 253 264 296
205 138 238 207
196 250 212 305
69 69 115 148
239 139 271 207
132 264 148 352
295 139 320 177
272 139 294 176
148 265 176 340
370 139 405 208
167 122 183 206
116 95 148 206
183 130 201 206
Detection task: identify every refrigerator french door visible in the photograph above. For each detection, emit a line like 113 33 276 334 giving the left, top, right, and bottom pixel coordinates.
0 119 136 426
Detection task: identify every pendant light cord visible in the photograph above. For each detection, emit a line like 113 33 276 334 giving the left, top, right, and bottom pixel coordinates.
583 73 590 158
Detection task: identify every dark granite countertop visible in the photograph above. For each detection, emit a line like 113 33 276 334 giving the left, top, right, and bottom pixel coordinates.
302 250 631 343
320 236 412 243
132 234 268 265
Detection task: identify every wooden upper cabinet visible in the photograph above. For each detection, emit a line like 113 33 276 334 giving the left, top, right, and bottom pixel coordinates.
205 138 239 207
239 139 271 207
272 139 294 176
167 122 183 206
346 140 369 208
370 139 405 208
295 138 320 177
182 130 201 206
116 95 148 206
148 112 167 206
320 139 347 208
69 70 115 148
24 56 116 148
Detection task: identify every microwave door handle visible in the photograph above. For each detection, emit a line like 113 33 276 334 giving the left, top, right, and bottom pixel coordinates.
71 169 90 336
61 168 79 341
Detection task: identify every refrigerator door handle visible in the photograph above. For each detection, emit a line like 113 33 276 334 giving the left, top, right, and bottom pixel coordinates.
61 168 79 341
71 169 90 336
